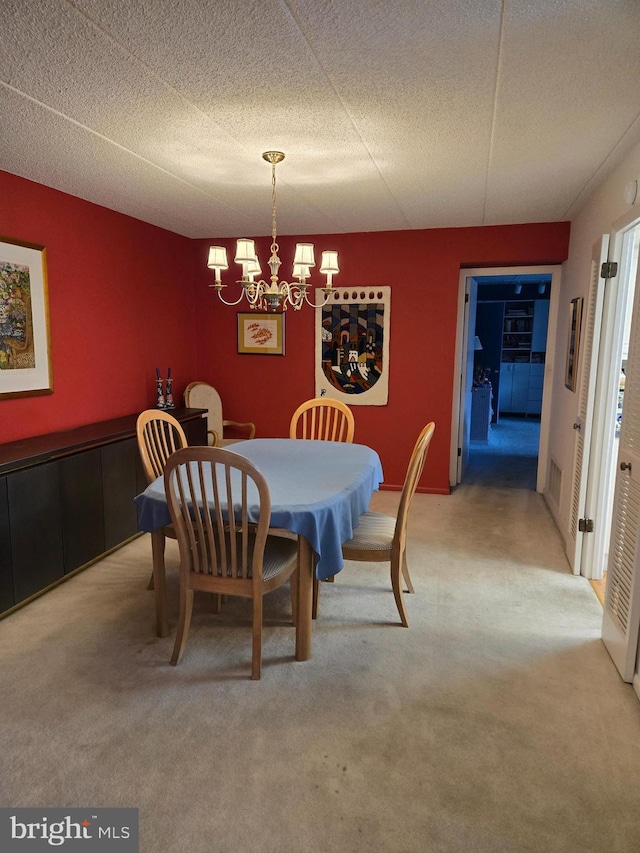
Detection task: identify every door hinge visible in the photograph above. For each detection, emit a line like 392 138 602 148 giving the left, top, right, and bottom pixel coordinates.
578 518 594 533
458 447 462 457
601 261 618 279
465 292 469 303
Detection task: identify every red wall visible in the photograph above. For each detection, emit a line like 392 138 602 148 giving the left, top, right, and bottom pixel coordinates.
0 171 199 442
0 169 570 494
193 224 570 492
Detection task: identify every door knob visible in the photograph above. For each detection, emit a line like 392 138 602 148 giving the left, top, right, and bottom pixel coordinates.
620 461 632 472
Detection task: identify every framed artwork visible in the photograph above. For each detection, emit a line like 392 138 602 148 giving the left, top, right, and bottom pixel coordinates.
315 286 391 405
0 236 53 398
237 312 285 355
565 296 583 392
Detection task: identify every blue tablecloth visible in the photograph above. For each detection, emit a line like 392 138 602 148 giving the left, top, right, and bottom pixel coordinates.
134 438 384 580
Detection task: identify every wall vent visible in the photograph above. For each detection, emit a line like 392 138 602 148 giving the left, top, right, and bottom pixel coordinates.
548 457 562 509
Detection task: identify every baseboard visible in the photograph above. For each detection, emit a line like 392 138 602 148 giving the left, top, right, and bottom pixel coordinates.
379 484 450 495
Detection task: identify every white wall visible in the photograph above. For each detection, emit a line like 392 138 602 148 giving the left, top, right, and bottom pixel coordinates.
546 139 640 550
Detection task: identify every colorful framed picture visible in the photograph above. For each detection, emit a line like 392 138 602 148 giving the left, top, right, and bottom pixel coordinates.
237 312 285 355
565 296 583 392
0 236 53 398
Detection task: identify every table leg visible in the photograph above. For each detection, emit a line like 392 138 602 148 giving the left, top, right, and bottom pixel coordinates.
296 536 313 661
151 529 169 638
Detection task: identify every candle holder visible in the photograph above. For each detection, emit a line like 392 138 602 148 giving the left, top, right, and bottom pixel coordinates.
156 377 165 409
165 375 175 409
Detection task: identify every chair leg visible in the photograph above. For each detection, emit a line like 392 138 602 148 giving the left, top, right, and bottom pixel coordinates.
402 553 415 594
147 528 167 590
391 556 410 628
151 529 168 638
290 571 298 626
211 593 222 614
311 553 322 619
251 595 263 680
171 587 194 665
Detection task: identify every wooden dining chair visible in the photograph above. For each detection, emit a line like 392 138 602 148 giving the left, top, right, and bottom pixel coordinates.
289 397 355 443
314 422 436 626
164 446 299 680
136 409 188 593
184 381 256 446
137 409 188 482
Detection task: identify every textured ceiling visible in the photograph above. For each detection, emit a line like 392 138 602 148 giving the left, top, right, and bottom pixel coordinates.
2 0 640 239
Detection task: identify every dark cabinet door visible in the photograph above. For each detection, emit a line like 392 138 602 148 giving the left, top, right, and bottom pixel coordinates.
60 449 105 573
185 416 208 447
134 444 148 495
0 477 14 611
9 461 64 603
102 439 139 550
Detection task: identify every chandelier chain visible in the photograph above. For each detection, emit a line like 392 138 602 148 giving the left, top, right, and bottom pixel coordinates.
271 161 278 246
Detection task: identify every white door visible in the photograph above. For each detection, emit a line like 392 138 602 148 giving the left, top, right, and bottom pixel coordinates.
567 237 609 574
580 223 640 580
456 277 478 483
602 255 640 681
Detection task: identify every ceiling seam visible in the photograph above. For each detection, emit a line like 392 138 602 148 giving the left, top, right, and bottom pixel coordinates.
561 110 640 220
0 79 261 224
482 0 508 226
62 0 261 165
62 0 338 231
279 0 411 229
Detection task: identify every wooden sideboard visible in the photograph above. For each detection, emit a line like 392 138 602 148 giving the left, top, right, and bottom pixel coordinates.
0 407 208 618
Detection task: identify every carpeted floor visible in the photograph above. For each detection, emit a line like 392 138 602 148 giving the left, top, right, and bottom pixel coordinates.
2 459 640 852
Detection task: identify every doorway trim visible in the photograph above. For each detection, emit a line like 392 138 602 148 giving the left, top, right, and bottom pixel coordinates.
450 264 563 490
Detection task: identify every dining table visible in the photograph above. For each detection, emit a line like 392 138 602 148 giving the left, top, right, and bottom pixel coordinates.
134 437 384 660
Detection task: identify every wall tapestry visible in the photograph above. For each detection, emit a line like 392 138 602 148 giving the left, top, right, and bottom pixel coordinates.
0 236 52 398
315 286 390 405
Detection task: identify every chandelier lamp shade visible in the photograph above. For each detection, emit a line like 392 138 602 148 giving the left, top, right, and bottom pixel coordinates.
207 151 339 311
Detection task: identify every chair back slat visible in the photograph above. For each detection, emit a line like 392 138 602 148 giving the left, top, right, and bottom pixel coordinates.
290 397 355 443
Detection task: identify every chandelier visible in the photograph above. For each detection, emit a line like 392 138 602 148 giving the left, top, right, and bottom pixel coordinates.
207 151 339 311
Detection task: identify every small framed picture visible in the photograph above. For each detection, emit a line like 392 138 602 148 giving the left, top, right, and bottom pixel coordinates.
0 236 53 398
237 312 285 355
565 296 583 392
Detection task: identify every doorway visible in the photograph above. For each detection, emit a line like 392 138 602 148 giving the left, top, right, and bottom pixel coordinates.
469 274 551 487
450 265 562 491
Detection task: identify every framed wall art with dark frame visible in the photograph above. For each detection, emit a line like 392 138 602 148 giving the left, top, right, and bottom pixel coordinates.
564 296 583 392
0 236 53 399
237 312 285 356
